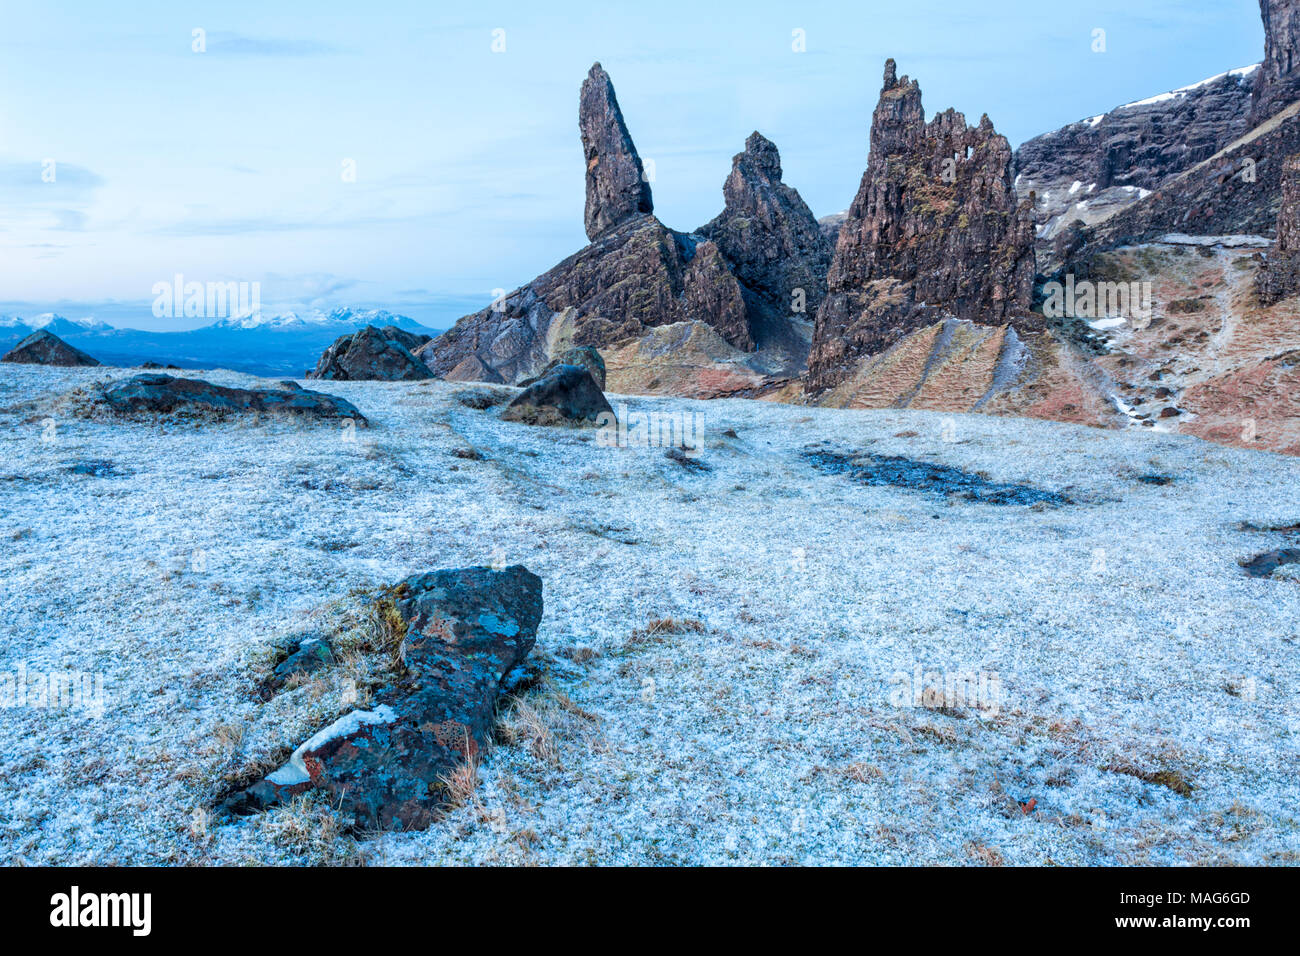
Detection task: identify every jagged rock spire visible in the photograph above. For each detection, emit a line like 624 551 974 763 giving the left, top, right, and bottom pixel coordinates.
699 131 830 336
807 58 1037 394
580 63 653 241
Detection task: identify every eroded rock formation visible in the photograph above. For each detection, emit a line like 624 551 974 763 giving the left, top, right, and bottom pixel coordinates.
699 132 831 341
581 63 654 241
420 65 824 390
1253 0 1300 122
806 60 1037 394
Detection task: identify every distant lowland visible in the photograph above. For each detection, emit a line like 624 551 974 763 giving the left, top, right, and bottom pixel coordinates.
0 308 445 377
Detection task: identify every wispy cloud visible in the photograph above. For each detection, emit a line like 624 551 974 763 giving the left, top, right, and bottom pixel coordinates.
0 159 105 234
205 31 348 57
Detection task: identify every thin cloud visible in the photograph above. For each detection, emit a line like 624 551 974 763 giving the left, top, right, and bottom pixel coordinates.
205 31 348 57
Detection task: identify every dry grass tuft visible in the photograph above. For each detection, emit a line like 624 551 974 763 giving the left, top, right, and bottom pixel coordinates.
1103 759 1194 797
257 793 361 865
964 840 1006 866
628 617 707 645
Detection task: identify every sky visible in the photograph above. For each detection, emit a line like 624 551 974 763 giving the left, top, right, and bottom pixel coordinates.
0 0 1267 330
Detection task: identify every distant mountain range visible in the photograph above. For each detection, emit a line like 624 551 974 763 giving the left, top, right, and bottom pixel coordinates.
0 308 440 376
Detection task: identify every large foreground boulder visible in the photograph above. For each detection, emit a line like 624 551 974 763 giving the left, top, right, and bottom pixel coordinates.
102 374 366 424
501 364 614 426
519 345 607 390
307 325 433 381
228 565 543 831
2 329 99 367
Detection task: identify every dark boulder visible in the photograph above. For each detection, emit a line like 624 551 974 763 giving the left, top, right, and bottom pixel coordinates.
501 364 614 426
101 374 367 424
229 565 543 831
2 330 100 367
518 345 607 390
308 325 432 381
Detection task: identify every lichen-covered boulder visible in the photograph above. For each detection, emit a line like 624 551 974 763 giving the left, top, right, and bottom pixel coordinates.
228 565 543 831
501 364 614 426
101 373 367 424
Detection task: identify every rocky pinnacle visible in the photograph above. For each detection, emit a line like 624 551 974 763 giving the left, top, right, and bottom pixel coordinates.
580 63 654 241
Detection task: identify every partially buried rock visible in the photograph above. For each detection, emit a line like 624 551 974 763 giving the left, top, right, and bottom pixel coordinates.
501 364 613 426
518 346 607 390
102 373 366 424
307 325 433 381
227 565 544 831
2 330 100 367
1240 548 1300 578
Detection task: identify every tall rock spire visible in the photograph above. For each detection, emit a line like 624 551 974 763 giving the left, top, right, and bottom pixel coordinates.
580 63 654 241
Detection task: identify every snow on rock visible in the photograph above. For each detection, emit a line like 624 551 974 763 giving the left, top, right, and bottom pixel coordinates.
267 706 400 787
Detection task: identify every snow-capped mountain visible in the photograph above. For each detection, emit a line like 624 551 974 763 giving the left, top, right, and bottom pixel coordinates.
0 313 113 337
207 307 427 332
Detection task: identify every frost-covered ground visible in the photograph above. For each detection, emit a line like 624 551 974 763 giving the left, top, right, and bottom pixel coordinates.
1 365 1298 866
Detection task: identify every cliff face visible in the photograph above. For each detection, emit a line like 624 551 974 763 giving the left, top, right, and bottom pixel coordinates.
1257 152 1300 302
806 60 1037 394
1014 67 1258 254
1253 0 1300 122
1052 0 1300 262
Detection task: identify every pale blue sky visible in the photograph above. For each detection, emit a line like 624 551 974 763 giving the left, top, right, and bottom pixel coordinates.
0 0 1265 329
